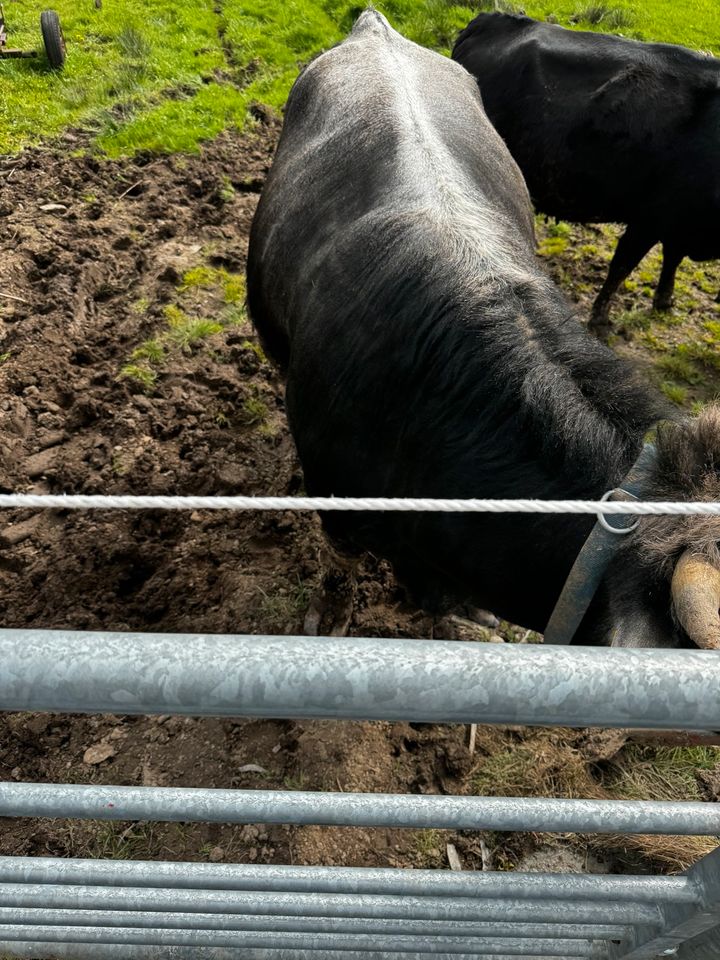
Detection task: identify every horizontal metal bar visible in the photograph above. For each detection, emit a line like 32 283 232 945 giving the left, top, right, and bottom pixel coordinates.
2 782 717 835
0 946 594 960
0 926 603 955
0 882 662 926
0 856 696 904
1 628 719 729
0 907 628 940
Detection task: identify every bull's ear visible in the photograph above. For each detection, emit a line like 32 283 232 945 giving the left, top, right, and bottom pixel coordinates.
607 602 679 649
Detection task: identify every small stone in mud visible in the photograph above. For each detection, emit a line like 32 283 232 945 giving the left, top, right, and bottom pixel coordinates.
39 203 68 214
83 742 116 765
25 447 58 479
208 846 225 862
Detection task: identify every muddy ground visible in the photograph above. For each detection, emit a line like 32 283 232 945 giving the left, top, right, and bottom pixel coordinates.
0 119 718 896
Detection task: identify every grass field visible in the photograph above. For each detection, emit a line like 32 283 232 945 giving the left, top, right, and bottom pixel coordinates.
1 0 718 156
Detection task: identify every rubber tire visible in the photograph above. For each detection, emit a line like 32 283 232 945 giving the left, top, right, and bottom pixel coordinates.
40 10 65 70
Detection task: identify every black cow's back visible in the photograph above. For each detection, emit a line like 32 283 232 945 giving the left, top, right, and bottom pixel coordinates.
452 13 720 241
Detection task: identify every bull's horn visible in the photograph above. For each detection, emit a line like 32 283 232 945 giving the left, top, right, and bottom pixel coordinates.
671 550 720 650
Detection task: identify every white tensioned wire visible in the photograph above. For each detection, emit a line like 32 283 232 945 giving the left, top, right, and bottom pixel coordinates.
0 494 719 515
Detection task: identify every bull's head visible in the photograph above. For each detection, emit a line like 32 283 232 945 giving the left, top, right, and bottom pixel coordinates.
598 407 720 650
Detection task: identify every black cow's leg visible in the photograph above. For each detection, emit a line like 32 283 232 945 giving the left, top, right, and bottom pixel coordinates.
589 226 656 335
303 542 358 637
653 244 684 312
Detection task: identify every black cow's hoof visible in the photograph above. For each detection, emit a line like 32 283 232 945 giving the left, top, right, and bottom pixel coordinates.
588 318 611 340
454 604 499 628
433 614 504 643
303 552 357 637
653 298 674 312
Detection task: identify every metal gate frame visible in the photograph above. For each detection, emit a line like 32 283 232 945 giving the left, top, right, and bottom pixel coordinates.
0 627 719 960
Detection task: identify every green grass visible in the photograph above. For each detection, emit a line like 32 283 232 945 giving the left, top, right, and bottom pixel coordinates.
613 310 654 334
130 338 166 364
117 263 247 389
604 744 720 802
117 362 158 391
570 3 634 28
257 577 311 629
0 1 222 153
241 395 270 426
180 266 246 304
164 306 224 351
538 235 569 257
414 828 443 858
2 0 718 156
89 821 161 859
655 351 703 386
660 381 688 406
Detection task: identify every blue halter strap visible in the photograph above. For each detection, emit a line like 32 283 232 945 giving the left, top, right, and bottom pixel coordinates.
543 443 658 645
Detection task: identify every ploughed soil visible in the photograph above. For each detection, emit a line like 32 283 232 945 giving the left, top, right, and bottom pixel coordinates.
0 119 718 901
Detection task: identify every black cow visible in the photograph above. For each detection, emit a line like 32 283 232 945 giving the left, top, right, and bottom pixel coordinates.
452 13 720 332
247 10 720 649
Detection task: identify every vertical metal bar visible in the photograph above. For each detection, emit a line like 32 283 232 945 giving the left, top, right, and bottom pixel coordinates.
676 924 720 959
611 845 720 959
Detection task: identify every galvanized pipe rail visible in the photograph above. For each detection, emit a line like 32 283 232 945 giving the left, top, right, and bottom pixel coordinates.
0 882 665 925
2 628 720 729
0 628 719 959
0 949 604 960
0 908 633 939
0 925 613 954
0 857 695 902
1 782 718 835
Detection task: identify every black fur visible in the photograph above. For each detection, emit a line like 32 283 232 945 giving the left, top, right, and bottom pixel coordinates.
246 12 720 647
452 13 720 324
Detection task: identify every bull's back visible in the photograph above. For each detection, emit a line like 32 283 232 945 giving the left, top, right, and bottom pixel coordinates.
247 10 535 368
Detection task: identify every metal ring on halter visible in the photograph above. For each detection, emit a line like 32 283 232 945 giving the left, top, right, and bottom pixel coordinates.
597 490 640 535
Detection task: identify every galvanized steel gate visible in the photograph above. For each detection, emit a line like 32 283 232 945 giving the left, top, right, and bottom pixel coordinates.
0 627 719 960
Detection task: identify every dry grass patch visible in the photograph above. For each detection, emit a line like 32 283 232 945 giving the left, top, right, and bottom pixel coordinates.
469 727 720 871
